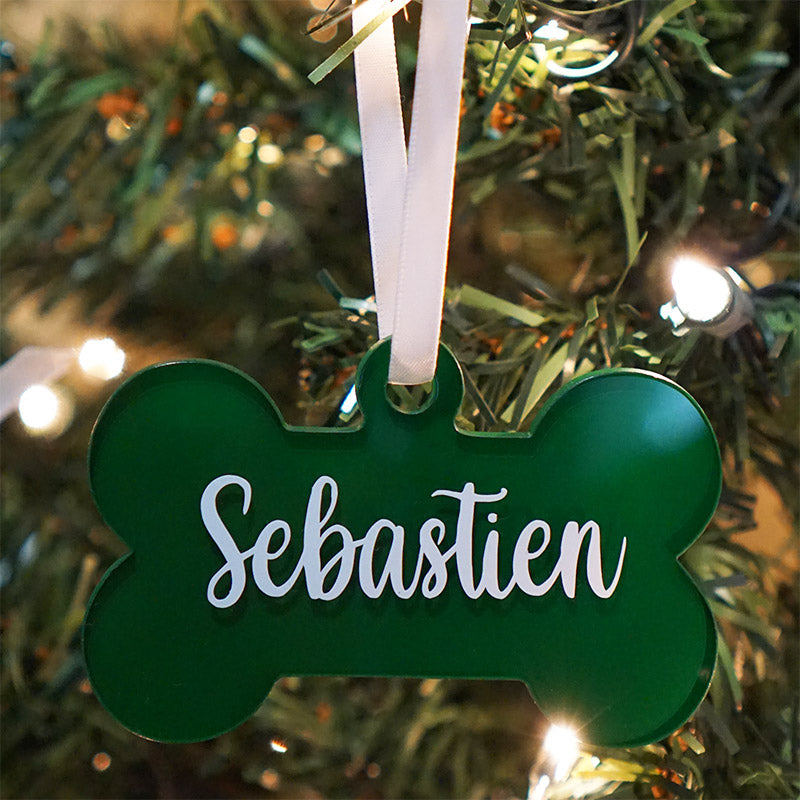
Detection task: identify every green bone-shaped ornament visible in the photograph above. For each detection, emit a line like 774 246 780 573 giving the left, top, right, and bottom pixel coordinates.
83 339 720 746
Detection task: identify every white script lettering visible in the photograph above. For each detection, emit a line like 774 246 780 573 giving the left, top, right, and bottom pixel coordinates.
200 475 627 607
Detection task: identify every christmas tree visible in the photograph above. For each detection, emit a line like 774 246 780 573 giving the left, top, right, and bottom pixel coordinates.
1 1 797 797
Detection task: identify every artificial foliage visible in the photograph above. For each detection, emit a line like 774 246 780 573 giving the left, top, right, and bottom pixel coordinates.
0 1 798 798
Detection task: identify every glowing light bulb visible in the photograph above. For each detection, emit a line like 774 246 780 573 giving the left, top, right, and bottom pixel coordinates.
19 385 59 430
18 384 73 436
543 724 579 782
237 126 258 144
671 257 733 323
79 338 125 380
257 143 283 165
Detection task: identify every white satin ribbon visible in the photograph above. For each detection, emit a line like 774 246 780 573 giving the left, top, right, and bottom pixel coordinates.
353 0 470 384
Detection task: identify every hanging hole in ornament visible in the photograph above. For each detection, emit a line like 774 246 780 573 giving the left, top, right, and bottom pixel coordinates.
386 379 437 415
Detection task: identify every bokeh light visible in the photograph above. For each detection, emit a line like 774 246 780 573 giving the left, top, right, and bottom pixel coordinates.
91 752 111 772
237 125 258 144
18 384 73 436
79 337 126 380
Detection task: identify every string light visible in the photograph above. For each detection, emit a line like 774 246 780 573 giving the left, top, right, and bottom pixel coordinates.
10 336 123 435
79 337 126 380
18 384 73 436
270 738 288 753
660 255 753 337
543 723 580 782
671 256 733 323
527 723 580 800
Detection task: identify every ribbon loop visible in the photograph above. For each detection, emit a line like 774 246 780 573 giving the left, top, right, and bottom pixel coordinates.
353 0 470 384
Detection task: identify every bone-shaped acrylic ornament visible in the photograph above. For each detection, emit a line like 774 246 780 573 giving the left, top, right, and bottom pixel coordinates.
83 339 720 746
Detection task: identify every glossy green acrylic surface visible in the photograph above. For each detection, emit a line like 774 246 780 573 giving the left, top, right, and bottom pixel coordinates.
83 339 720 746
